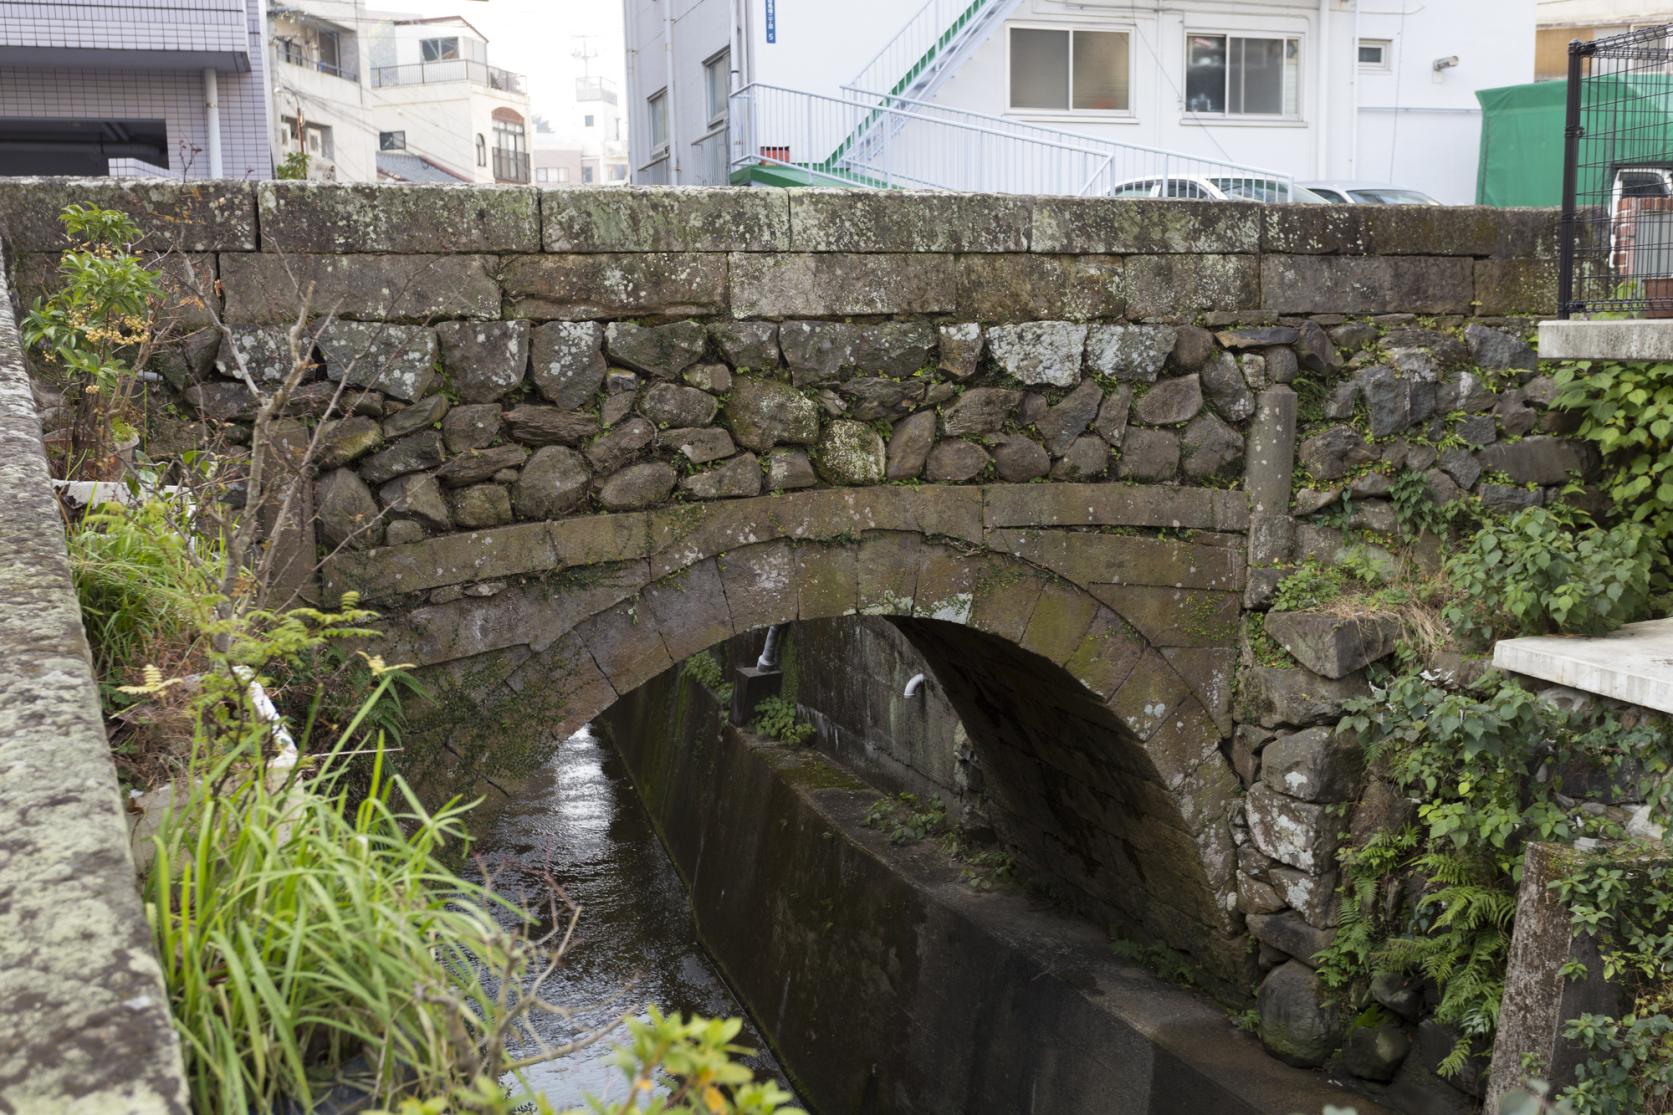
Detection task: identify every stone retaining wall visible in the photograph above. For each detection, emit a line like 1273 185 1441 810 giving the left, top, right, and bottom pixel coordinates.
0 243 188 1112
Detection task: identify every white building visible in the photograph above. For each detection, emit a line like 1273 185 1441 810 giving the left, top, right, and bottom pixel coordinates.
1535 1 1673 78
623 0 1535 204
265 3 533 184
0 0 271 178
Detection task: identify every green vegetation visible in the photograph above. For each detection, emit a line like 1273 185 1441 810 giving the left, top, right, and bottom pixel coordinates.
1555 359 1673 566
1317 670 1673 1077
863 791 947 845
751 694 814 746
1443 506 1655 642
682 649 734 704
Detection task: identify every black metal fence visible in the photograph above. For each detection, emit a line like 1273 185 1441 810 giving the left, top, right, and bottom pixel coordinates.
1559 26 1673 318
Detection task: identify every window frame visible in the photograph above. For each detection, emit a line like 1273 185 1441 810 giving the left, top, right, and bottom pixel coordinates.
1358 38 1392 72
648 88 669 153
1005 22 1135 118
475 133 486 167
420 36 459 63
1182 29 1304 122
378 130 405 152
703 49 731 128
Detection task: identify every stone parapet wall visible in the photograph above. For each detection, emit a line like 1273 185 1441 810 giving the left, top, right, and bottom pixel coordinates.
0 245 189 1112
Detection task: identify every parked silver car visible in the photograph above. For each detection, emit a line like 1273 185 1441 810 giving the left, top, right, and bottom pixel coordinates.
1300 180 1440 205
1109 174 1328 203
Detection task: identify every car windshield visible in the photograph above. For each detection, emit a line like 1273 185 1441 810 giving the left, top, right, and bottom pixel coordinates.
1209 178 1326 203
1347 187 1437 205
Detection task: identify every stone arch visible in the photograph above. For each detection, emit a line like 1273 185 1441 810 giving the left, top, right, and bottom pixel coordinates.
336 483 1250 980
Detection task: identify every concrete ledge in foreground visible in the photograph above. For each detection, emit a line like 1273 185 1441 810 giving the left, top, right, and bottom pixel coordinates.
1494 616 1673 715
1538 319 1673 362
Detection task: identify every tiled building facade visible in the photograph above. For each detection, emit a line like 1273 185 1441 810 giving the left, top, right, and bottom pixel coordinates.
0 0 271 178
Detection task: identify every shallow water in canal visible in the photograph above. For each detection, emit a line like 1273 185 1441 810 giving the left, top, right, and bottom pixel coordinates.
466 725 798 1110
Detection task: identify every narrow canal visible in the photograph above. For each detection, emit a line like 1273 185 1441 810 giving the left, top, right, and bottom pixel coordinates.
467 724 799 1110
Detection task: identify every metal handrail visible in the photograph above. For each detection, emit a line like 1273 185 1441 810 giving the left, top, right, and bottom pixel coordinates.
373 60 527 94
843 85 1296 185
846 0 994 105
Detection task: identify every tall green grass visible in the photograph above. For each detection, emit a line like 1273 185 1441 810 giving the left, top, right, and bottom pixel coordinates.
147 678 521 1113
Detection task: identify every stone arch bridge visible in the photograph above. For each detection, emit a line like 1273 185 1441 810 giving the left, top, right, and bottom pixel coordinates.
328 480 1259 982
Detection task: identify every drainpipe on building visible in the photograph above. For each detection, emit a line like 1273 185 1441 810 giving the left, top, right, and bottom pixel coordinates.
1316 0 1330 179
663 0 680 183
1349 0 1361 177
204 69 223 178
625 0 640 181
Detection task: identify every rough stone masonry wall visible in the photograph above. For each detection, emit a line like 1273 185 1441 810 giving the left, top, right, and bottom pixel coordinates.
0 179 1573 1112
0 244 189 1110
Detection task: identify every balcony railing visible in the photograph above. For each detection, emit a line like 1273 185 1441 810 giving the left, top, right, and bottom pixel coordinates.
576 76 619 105
373 61 527 95
274 40 358 83
493 147 531 183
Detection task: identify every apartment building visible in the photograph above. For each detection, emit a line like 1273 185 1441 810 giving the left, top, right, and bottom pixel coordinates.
0 0 271 177
624 0 1535 204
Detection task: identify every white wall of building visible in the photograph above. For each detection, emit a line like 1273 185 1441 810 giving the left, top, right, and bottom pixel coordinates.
625 0 1534 203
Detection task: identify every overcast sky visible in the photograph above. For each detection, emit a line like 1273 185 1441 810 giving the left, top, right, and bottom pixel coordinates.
383 0 628 122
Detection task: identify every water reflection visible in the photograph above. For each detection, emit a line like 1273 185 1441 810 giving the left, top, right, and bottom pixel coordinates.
467 726 795 1110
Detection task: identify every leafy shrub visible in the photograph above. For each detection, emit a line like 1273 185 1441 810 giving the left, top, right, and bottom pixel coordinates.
682 649 734 703
862 792 946 845
22 204 164 477
1272 560 1348 612
1319 671 1673 1076
1443 507 1655 642
1555 359 1673 551
751 695 812 746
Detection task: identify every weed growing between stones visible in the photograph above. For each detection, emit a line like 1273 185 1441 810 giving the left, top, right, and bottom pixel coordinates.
751 694 814 746
681 649 734 704
862 791 947 845
1316 671 1673 1081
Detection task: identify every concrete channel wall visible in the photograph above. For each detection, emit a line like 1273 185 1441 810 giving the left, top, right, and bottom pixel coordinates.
0 247 189 1111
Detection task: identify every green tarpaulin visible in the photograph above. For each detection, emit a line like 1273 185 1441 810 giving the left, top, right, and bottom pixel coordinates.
1477 76 1673 207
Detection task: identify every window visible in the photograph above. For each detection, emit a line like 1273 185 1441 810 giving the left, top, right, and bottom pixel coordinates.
1112 179 1158 198
582 165 595 183
1358 38 1391 71
609 164 627 181
493 118 525 155
1310 187 1348 203
584 114 595 127
704 50 730 125
280 117 333 160
557 166 570 183
316 29 341 71
1009 27 1130 112
648 88 668 150
475 134 486 167
535 167 549 183
421 36 459 62
379 130 405 151
1185 34 1300 116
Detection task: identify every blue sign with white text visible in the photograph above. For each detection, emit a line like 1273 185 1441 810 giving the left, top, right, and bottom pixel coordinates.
766 0 776 43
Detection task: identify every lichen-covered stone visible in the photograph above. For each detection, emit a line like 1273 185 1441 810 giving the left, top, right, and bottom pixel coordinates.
1246 784 1340 874
377 471 450 532
380 394 449 439
1259 725 1366 803
724 378 820 452
941 387 1021 436
438 320 530 403
1298 426 1373 482
543 185 790 251
504 405 597 447
1134 375 1203 427
779 320 934 386
683 362 732 394
1094 387 1131 446
317 468 382 548
1085 323 1176 382
259 181 539 252
731 252 958 317
215 326 299 384
681 453 762 500
605 320 707 380
1475 436 1595 486
815 420 886 485
1258 962 1345 1069
662 426 736 465
315 415 384 469
709 321 780 370
599 461 677 510
1264 611 1400 680
987 321 1088 386
939 322 984 379
502 252 727 319
319 321 437 402
924 439 990 482
221 252 500 324
449 483 514 530
1239 666 1370 729
640 383 719 427
837 377 925 421
513 446 591 520
525 321 605 409
1200 352 1255 422
360 430 445 485
765 448 817 490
